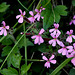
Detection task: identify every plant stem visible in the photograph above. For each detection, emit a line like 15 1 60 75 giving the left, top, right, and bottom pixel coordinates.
0 23 35 70
17 0 29 11
23 22 27 75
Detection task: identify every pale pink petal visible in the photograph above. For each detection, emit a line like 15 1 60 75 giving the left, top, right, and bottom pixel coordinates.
49 55 55 60
39 36 44 44
66 31 69 35
73 43 75 49
66 46 73 50
62 49 67 55
41 16 44 19
18 17 23 23
0 27 3 30
4 29 7 36
2 21 6 26
73 20 75 25
49 40 53 45
42 8 45 10
66 36 72 43
71 58 75 66
58 48 63 54
57 30 61 35
68 49 73 53
29 11 34 16
54 23 59 28
49 29 55 33
73 15 75 19
69 21 72 25
39 28 45 35
52 41 56 46
57 40 64 47
72 35 75 39
34 37 39 44
42 56 48 61
70 30 73 34
19 9 22 14
37 15 40 21
50 33 55 38
50 60 56 64
5 26 9 30
0 29 3 35
16 15 21 19
34 14 39 19
31 35 36 39
44 62 50 68
66 53 73 58
35 9 39 12
28 17 35 23
23 11 26 15
53 30 56 35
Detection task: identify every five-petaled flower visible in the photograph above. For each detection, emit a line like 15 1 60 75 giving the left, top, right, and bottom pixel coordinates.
0 21 9 36
34 7 45 21
66 30 75 43
69 15 75 25
42 55 56 68
49 33 64 47
31 28 45 45
49 23 61 36
28 11 35 23
58 43 73 56
16 9 26 23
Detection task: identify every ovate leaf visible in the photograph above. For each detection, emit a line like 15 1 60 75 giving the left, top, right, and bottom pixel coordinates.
0 67 18 75
21 63 32 75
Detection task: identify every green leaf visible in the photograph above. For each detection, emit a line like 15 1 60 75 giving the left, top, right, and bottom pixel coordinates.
72 0 75 6
69 69 75 75
21 63 32 75
41 0 67 30
2 46 12 57
50 58 72 75
1 36 13 45
11 54 22 68
0 67 18 75
0 2 10 12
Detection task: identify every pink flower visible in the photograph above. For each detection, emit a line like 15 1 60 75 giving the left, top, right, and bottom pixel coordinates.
58 43 73 55
28 11 35 23
67 51 75 66
49 34 64 47
31 28 45 45
16 9 26 23
34 7 45 21
0 21 9 36
66 30 75 43
69 15 75 25
42 55 56 68
49 23 61 36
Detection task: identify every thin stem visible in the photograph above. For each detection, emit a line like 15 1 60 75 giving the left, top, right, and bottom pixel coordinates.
17 0 29 11
23 22 27 75
13 22 18 29
22 59 44 62
0 36 6 42
28 0 35 10
0 23 35 70
35 0 41 9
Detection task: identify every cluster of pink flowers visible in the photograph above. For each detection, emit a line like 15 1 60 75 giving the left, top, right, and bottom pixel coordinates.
16 7 45 24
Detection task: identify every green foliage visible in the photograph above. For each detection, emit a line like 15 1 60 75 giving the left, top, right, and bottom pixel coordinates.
50 58 72 75
21 63 32 75
0 2 10 12
11 54 22 68
1 36 13 45
0 67 18 75
69 69 75 75
0 59 3 63
41 0 67 30
72 0 75 6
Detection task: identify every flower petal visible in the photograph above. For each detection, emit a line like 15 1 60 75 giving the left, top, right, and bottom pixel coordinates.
18 17 23 23
5 26 9 30
71 58 75 66
19 9 22 14
49 55 55 60
50 60 56 64
29 11 34 16
2 21 6 26
42 56 48 61
66 36 72 43
44 62 50 68
4 29 7 36
16 15 21 19
49 29 54 33
31 35 36 39
39 28 45 35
